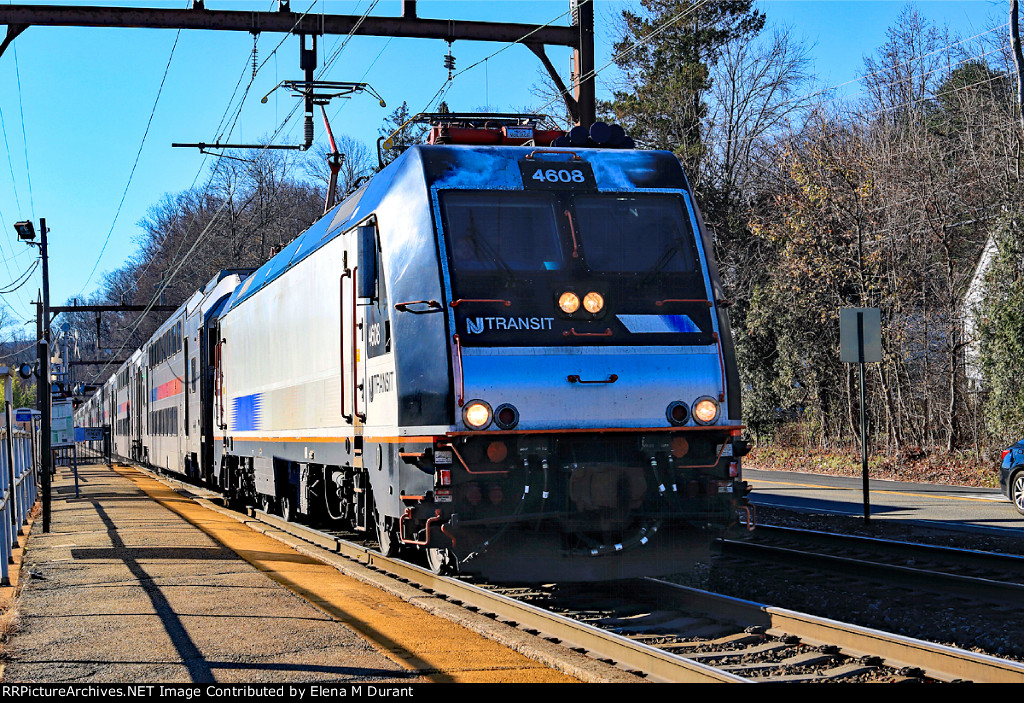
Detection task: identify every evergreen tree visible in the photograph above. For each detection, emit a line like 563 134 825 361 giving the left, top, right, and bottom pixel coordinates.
378 101 428 167
978 210 1024 443
607 0 764 181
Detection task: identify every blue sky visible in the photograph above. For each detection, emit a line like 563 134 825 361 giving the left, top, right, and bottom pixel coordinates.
0 0 1010 332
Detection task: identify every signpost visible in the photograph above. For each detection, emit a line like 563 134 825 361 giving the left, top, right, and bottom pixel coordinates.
840 308 882 522
75 427 105 443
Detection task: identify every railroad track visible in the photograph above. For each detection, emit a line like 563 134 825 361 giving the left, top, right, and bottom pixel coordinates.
132 464 1024 683
721 524 1024 603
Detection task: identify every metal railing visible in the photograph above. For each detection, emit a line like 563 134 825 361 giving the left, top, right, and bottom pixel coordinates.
1 366 38 586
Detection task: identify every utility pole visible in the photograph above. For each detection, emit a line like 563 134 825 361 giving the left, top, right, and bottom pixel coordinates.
38 219 50 533
15 218 50 532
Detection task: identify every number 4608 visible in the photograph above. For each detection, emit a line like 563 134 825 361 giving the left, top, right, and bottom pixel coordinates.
532 168 586 183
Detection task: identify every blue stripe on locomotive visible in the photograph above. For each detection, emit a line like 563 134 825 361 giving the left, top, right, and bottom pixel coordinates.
232 393 263 432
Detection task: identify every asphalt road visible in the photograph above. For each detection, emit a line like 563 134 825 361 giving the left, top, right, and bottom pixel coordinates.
743 467 1024 537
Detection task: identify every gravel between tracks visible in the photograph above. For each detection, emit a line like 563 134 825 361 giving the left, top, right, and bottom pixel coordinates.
681 507 1024 662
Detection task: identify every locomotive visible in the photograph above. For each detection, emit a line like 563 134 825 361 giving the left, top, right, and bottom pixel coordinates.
77 118 752 582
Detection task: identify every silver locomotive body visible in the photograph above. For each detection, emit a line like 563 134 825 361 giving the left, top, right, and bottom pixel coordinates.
79 145 750 582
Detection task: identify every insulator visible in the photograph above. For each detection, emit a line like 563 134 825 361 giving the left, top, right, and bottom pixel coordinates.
443 54 456 71
304 115 314 146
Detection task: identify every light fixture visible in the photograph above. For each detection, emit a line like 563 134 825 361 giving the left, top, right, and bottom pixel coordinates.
13 220 35 241
666 401 689 426
692 397 720 425
463 400 493 429
583 291 604 314
494 403 519 430
558 291 580 314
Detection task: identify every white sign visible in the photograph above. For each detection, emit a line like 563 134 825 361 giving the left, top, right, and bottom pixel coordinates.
51 399 75 448
840 308 882 363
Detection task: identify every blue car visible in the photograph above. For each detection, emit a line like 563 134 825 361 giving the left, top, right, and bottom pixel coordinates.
1000 441 1024 515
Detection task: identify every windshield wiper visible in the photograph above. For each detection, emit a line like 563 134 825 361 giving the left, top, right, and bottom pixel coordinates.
464 212 515 280
640 239 683 284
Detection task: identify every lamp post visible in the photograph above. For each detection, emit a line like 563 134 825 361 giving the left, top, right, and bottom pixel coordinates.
15 218 51 533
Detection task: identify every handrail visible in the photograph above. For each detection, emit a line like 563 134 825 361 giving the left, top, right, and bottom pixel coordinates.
563 327 612 337
452 334 465 408
351 267 365 422
526 149 582 160
450 299 511 308
393 300 443 313
340 270 352 424
567 374 618 384
563 209 580 258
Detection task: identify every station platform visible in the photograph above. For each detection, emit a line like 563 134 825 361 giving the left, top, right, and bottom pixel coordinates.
0 461 583 684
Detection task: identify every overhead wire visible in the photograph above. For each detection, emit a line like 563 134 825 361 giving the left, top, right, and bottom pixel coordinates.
11 39 33 219
0 257 38 294
416 3 578 118
88 2 326 383
89 1 321 331
530 0 716 122
76 29 183 297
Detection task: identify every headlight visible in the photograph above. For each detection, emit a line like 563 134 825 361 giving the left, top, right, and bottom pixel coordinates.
666 401 689 426
494 403 520 430
463 400 493 429
558 291 580 314
692 397 720 425
583 291 604 314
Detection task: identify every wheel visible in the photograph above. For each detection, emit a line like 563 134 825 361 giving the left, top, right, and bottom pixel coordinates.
258 494 274 514
279 493 296 521
1012 472 1024 516
375 510 400 557
426 547 457 576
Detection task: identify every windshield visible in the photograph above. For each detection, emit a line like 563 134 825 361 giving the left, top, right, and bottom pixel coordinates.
574 194 697 273
438 189 713 347
441 191 564 272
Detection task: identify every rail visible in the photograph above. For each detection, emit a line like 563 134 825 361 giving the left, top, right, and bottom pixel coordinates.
0 366 39 586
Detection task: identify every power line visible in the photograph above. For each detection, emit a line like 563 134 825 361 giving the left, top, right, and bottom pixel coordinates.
12 39 33 219
0 257 38 294
415 1 582 122
76 29 183 296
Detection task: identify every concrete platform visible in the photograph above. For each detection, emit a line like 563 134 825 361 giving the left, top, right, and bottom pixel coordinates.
0 462 580 684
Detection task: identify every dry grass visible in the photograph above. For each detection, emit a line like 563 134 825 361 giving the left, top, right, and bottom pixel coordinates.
746 444 1001 489
0 502 39 648
0 604 19 643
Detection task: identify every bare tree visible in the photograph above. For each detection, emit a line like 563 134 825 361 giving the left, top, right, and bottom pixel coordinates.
706 25 817 206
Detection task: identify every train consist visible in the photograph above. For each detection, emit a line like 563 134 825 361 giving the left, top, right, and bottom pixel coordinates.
77 118 752 581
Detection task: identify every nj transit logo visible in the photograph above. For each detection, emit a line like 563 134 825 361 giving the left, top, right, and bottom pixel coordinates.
466 317 555 334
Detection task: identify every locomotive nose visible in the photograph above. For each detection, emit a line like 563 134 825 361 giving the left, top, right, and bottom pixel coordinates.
569 464 647 512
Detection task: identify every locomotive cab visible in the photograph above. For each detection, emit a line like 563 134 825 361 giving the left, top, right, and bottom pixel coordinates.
353 143 751 581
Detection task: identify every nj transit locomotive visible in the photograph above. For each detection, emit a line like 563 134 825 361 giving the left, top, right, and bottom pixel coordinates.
77 134 752 582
